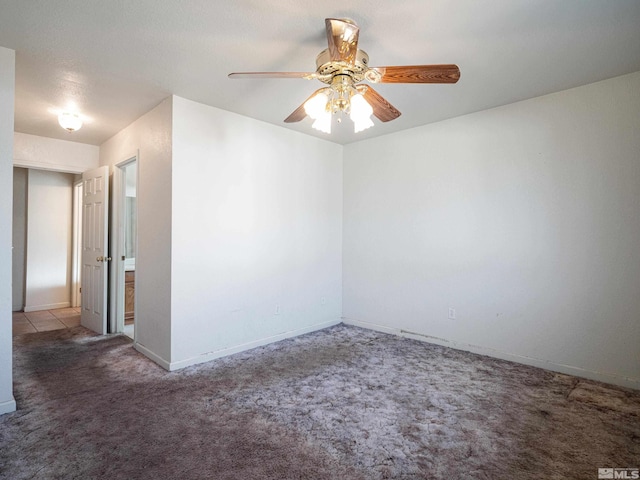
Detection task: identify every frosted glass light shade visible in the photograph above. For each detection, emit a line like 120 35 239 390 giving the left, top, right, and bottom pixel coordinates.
304 93 329 120
350 94 374 133
304 91 331 133
58 112 83 132
353 116 374 133
311 111 332 134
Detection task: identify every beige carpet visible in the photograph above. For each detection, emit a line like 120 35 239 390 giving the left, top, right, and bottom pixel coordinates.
1 324 638 479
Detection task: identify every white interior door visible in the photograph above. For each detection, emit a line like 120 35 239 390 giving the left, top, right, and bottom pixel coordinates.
81 166 109 334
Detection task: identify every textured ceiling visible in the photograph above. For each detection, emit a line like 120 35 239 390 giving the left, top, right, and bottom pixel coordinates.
1 0 640 146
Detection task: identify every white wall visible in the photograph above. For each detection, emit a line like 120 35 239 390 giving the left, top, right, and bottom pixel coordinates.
99 98 173 365
24 170 74 312
0 47 16 415
343 71 640 389
14 132 99 173
170 97 343 369
12 167 27 311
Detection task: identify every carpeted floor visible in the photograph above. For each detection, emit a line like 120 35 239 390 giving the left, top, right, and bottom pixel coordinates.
1 324 639 479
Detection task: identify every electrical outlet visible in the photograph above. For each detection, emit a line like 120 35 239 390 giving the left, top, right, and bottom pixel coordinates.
448 307 456 320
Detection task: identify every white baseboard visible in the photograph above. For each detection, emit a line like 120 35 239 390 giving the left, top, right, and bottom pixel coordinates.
24 302 70 312
134 342 171 371
343 317 639 391
168 319 342 371
0 398 17 416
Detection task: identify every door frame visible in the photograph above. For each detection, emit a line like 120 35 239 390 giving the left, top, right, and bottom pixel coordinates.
109 153 138 337
71 179 83 308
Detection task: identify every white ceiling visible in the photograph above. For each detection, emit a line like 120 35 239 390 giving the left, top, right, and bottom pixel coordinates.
1 0 639 146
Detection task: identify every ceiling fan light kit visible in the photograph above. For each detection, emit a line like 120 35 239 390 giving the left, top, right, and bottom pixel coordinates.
229 18 460 135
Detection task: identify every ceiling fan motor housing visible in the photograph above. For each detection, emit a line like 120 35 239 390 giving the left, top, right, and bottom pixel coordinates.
315 48 374 84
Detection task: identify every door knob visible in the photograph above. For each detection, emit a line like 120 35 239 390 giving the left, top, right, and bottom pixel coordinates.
96 256 103 262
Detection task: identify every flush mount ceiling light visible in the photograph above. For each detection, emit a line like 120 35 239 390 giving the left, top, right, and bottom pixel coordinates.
58 112 83 132
229 18 460 134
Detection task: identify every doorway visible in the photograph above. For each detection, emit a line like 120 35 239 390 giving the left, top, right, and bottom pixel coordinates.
111 157 138 340
71 180 83 308
13 168 76 313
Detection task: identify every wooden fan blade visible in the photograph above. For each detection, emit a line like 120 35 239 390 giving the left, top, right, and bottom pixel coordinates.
284 89 326 123
371 64 460 84
361 86 401 123
228 72 315 79
284 104 307 123
325 18 360 65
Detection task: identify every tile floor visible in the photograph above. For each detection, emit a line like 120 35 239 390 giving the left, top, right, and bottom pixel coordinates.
12 307 81 336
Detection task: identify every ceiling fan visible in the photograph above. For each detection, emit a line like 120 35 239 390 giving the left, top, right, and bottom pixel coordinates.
229 18 460 134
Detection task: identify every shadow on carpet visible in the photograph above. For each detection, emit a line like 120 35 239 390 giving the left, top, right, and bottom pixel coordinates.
1 324 638 479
